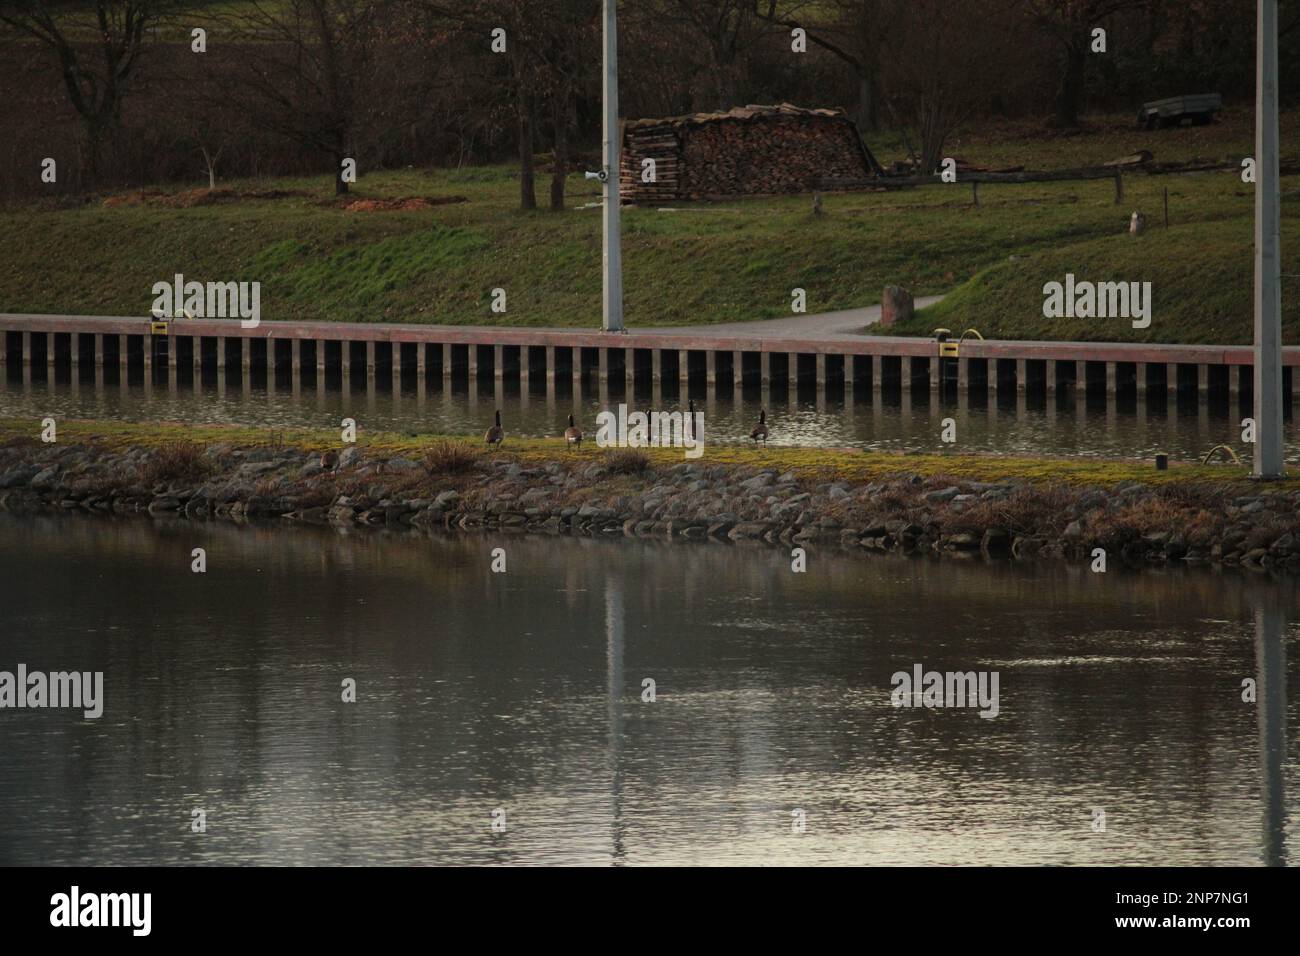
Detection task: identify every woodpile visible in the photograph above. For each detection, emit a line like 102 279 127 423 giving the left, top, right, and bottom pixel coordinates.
619 104 878 203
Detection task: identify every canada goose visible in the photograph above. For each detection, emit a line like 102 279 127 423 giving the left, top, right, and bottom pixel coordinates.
485 410 504 449
749 409 769 444
320 450 339 470
564 413 582 447
685 398 696 440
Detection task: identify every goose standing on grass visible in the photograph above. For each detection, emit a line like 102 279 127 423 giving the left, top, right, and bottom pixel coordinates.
485 409 504 449
564 413 583 447
749 409 769 444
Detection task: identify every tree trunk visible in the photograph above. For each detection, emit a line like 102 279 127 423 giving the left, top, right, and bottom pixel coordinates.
856 72 877 132
549 90 569 212
83 118 104 186
201 146 218 190
717 68 736 111
518 88 536 211
334 155 349 195
711 40 737 111
1052 43 1087 129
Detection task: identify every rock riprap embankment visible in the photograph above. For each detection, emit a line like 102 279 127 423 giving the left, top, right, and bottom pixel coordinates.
3 440 1300 571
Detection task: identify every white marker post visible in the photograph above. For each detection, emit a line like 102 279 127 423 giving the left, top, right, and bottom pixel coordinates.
602 0 624 332
1254 0 1284 478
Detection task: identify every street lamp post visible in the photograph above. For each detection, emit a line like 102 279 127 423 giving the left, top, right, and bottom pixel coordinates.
601 0 624 332
1254 0 1284 478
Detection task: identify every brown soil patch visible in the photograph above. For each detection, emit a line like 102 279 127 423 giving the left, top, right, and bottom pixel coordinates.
337 195 469 212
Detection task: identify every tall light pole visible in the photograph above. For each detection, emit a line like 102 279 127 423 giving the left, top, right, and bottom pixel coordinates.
602 0 624 332
1254 0 1284 478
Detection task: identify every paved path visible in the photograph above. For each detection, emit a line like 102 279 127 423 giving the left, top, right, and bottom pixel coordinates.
2 299 946 344
649 296 947 340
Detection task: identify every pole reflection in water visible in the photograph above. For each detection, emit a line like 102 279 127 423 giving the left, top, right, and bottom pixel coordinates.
1254 602 1288 866
606 573 626 863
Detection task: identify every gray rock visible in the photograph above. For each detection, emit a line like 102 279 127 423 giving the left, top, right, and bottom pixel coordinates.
237 460 279 478
924 486 960 503
0 465 39 489
1076 490 1109 511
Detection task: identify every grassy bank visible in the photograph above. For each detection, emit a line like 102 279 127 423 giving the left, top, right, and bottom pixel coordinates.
0 108 1294 342
5 416 1299 572
0 417 1284 491
890 216 1300 344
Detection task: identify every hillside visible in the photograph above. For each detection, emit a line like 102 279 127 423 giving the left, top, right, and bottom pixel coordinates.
0 106 1295 343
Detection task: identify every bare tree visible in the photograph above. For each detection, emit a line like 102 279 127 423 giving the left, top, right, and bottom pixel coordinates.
656 0 769 111
1021 0 1151 128
534 0 599 210
421 0 599 211
879 0 1021 173
754 0 900 134
419 1 541 209
224 0 390 195
0 0 184 182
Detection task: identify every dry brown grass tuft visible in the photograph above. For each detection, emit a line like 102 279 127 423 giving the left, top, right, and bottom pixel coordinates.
139 442 215 485
952 486 1075 537
422 440 479 476
605 448 651 475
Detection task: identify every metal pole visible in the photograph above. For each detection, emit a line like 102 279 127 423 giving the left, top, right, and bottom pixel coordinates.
602 0 624 332
1254 0 1284 478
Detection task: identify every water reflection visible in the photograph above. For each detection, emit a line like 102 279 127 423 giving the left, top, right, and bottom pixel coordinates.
0 513 1296 865
606 575 626 864
1256 604 1289 866
3 359 1295 462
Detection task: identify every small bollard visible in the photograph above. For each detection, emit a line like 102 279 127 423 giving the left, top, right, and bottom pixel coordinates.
1155 453 1168 471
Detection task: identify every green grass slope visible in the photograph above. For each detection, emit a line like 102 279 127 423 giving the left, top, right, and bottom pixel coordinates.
0 107 1294 341
892 215 1300 344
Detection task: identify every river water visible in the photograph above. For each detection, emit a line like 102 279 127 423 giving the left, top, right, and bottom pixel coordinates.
3 363 1296 462
0 513 1294 866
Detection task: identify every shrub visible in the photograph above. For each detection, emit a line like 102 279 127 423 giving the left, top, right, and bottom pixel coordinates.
955 486 1075 537
140 442 214 485
422 440 478 476
605 448 650 475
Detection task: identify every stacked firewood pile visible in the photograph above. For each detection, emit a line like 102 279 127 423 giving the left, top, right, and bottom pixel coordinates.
619 104 877 203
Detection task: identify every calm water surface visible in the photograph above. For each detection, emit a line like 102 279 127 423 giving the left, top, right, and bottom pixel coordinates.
3 363 1296 462
0 513 1295 865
